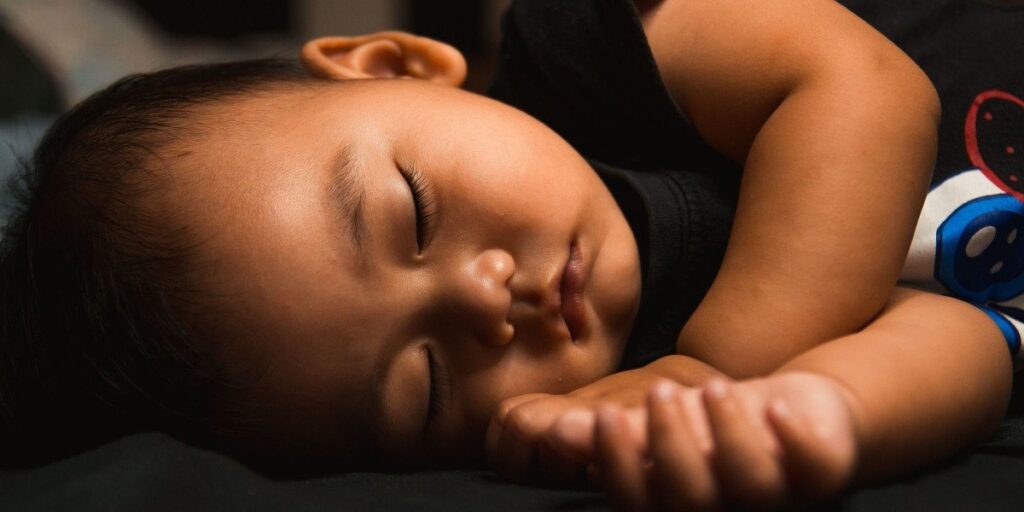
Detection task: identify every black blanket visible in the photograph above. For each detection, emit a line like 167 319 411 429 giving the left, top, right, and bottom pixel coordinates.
2 408 1021 511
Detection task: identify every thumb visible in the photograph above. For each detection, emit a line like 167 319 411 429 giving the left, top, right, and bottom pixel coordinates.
549 408 597 461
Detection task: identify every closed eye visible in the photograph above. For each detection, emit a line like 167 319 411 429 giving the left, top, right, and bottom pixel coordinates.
399 165 437 253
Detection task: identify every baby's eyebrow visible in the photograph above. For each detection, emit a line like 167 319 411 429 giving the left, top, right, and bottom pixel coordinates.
325 143 369 267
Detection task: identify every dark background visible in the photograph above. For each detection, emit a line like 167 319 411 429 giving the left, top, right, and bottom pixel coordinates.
125 0 487 51
0 0 507 115
123 0 502 91
126 0 296 37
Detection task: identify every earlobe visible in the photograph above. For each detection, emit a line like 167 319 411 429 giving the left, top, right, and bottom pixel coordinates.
301 31 467 87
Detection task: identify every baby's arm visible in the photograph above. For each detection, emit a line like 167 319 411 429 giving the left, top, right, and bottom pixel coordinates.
639 0 941 376
775 287 1012 480
488 288 1012 507
593 288 1013 509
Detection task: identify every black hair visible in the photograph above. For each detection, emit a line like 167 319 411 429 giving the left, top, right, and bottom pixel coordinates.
0 58 318 466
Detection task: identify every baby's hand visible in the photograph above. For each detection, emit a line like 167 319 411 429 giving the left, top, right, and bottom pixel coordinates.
484 366 671 484
596 373 859 511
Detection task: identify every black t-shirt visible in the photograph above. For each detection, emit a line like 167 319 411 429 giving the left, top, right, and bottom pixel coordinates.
839 0 1024 364
490 0 1024 369
489 0 740 369
838 0 1023 190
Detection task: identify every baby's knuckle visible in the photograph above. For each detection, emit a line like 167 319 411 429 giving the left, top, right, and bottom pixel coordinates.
495 393 551 421
494 398 519 423
505 405 544 436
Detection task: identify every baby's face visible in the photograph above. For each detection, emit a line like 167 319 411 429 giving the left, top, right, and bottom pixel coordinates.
178 79 641 467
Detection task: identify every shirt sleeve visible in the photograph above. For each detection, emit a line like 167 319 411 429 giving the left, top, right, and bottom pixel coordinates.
976 305 1024 371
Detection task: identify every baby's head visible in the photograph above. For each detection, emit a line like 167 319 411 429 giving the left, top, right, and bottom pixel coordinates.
0 33 641 469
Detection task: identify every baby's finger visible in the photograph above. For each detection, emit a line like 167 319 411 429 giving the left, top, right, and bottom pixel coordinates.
551 406 646 463
704 380 785 510
485 394 554 482
485 394 548 454
679 387 714 455
622 407 649 454
596 406 650 511
539 440 587 486
489 425 539 482
550 409 597 461
648 382 718 512
767 400 855 499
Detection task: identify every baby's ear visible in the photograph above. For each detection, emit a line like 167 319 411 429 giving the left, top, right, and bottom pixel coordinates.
301 31 467 86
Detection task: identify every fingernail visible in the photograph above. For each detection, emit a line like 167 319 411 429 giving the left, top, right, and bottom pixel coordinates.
704 379 729 399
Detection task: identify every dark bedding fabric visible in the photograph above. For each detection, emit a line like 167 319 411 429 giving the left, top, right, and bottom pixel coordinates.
2 409 1023 511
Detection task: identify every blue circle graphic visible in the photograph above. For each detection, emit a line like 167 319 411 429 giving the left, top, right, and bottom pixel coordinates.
935 194 1024 303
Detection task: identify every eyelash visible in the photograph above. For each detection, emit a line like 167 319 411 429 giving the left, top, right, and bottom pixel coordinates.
400 165 437 252
425 345 450 427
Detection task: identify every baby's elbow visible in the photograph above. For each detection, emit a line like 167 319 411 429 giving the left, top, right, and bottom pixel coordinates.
906 64 942 130
922 77 942 125
875 45 942 125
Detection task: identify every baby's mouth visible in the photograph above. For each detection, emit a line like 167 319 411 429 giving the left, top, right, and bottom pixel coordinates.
559 241 590 342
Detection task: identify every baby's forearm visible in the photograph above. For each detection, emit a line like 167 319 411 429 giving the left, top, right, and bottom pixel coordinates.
776 287 1012 481
676 56 939 378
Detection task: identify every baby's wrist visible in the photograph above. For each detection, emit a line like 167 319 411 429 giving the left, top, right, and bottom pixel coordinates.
644 354 727 387
757 370 868 477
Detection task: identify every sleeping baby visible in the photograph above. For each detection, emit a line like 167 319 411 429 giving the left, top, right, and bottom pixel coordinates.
1 1 1018 510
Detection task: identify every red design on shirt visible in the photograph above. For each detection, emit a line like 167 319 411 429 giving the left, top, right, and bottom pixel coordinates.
965 89 1024 200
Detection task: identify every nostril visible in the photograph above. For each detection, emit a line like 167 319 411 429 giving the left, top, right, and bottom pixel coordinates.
496 322 515 346
461 248 516 345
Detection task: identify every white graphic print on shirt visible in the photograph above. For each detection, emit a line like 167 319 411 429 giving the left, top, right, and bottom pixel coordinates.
898 88 1023 368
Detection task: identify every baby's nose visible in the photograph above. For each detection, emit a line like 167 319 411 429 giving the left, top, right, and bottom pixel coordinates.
451 248 515 346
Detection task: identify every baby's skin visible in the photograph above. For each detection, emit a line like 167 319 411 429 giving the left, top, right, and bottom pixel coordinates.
486 288 1009 510
488 366 858 510
242 0 1014 505
153 0 1008 508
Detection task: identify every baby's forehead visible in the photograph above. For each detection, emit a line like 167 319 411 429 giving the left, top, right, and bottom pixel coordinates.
189 83 331 131
177 80 425 173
